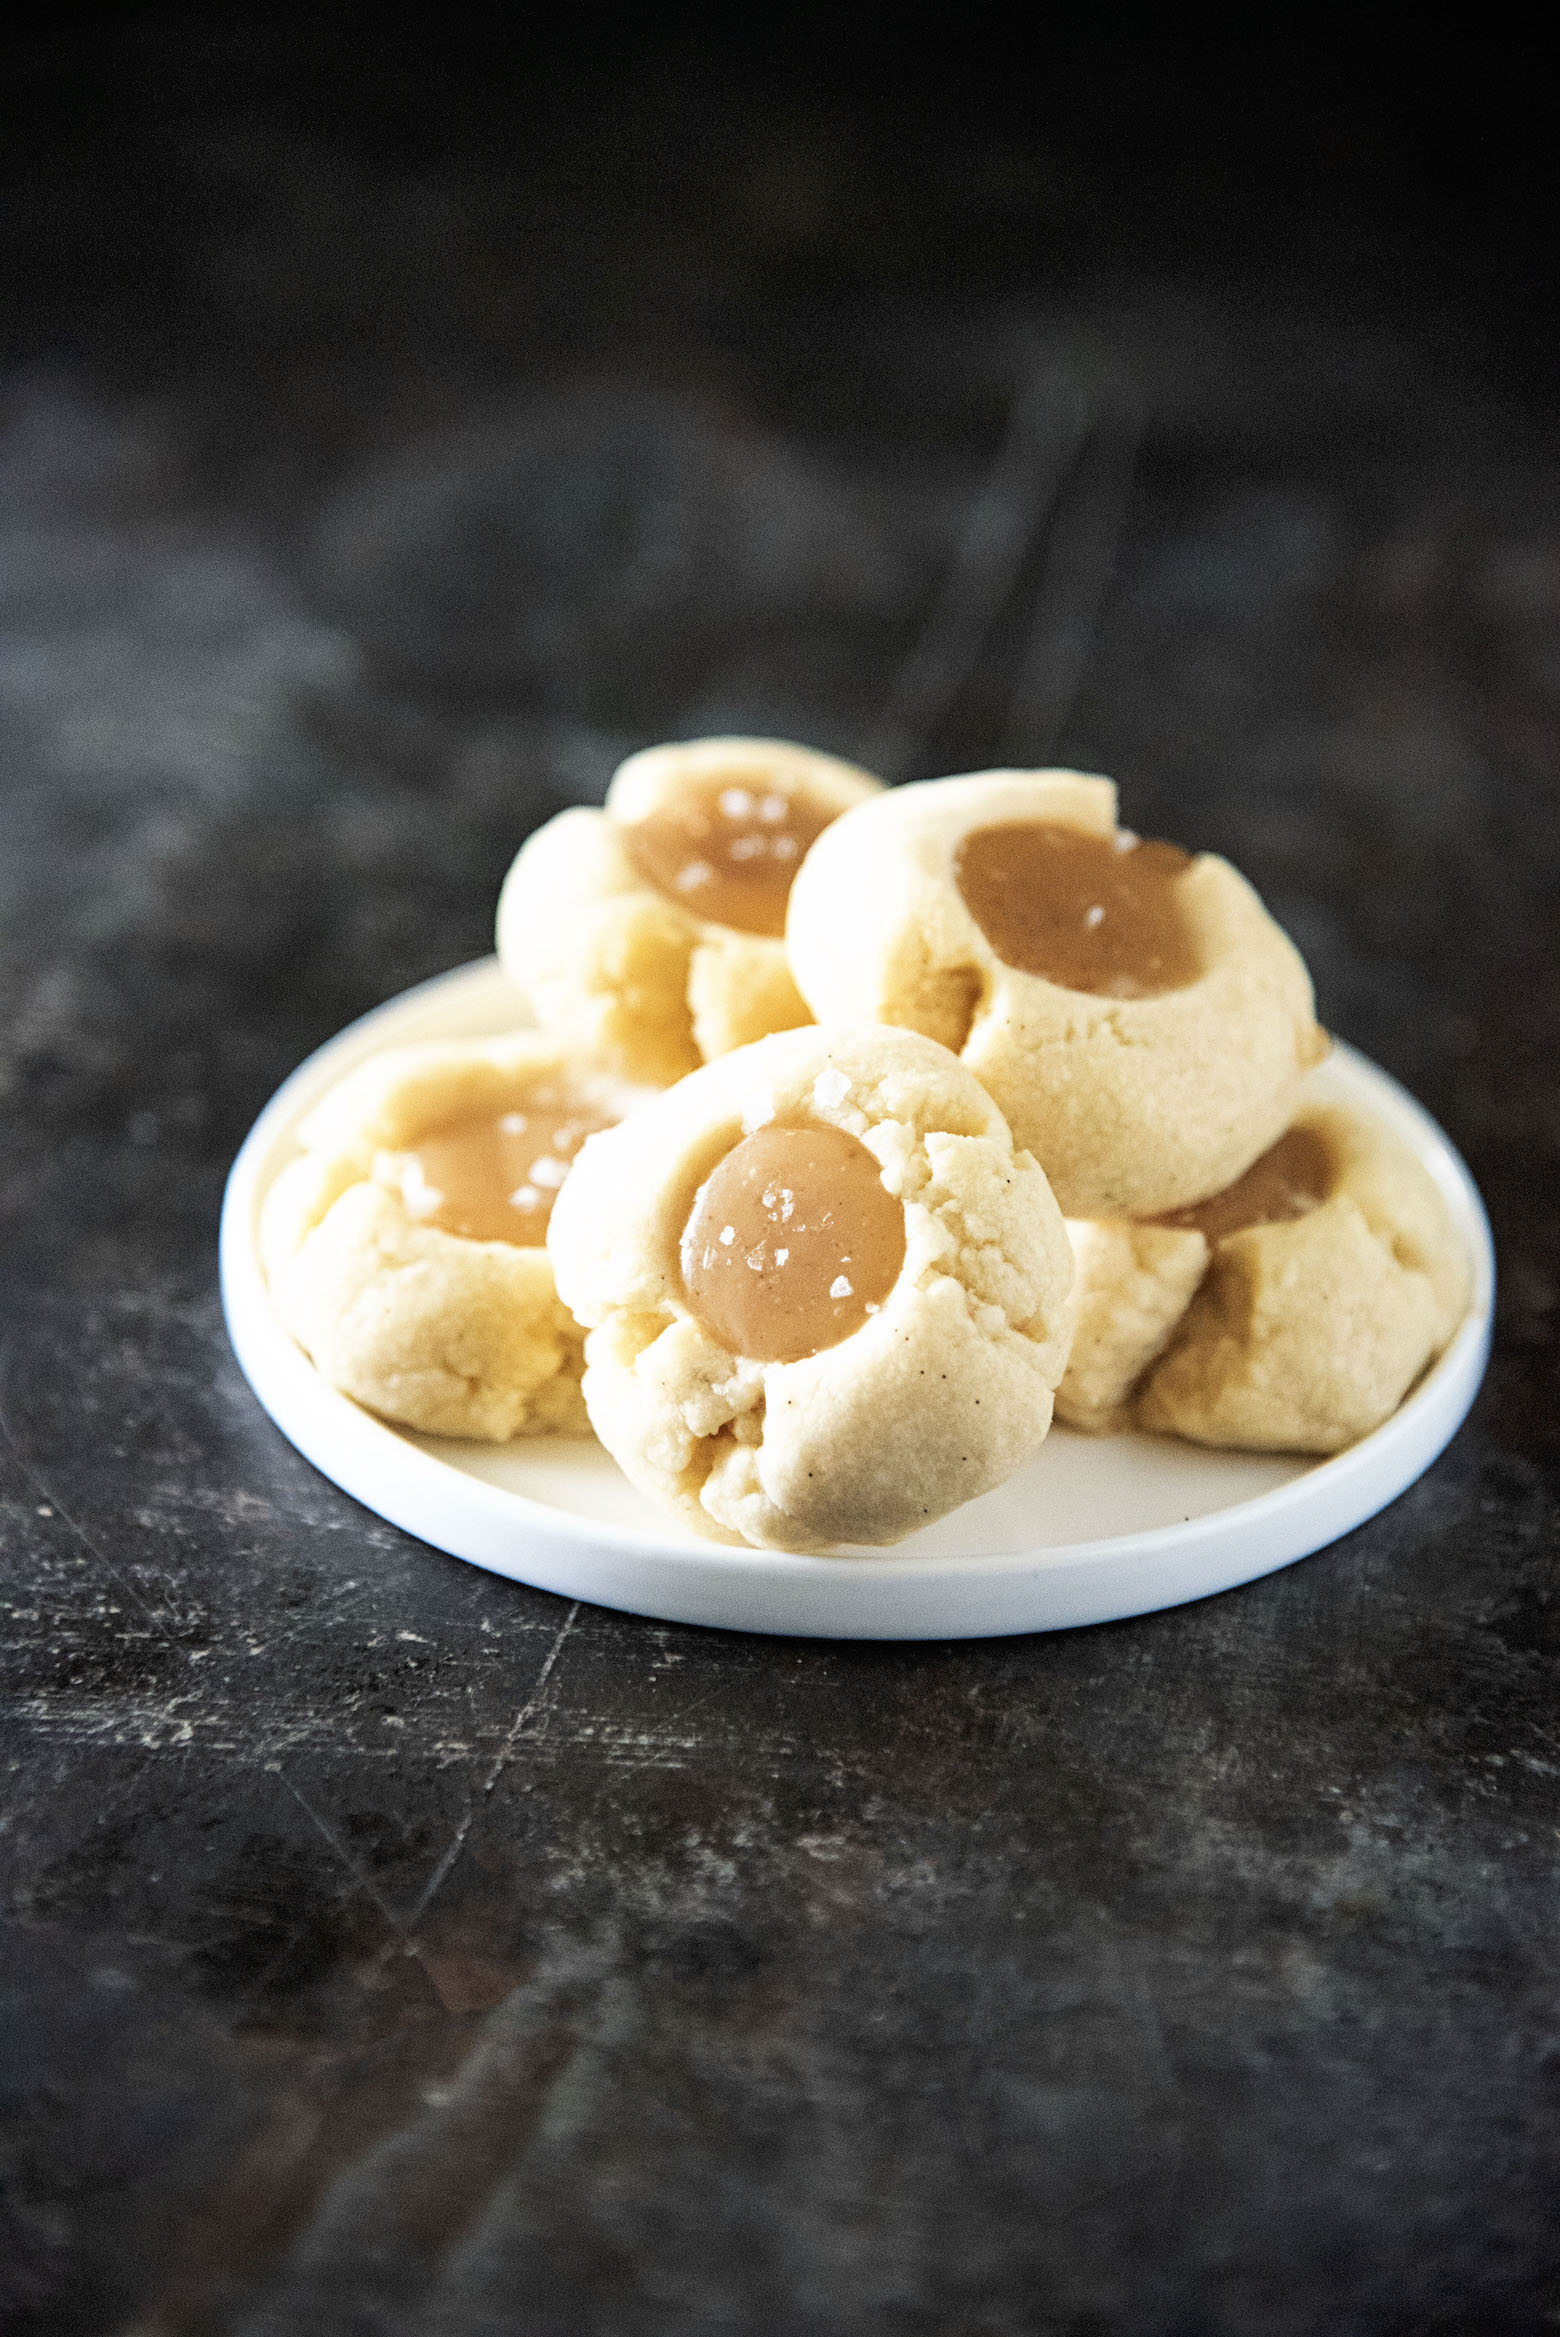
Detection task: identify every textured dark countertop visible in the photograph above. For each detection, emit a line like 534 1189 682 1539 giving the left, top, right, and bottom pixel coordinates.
2 18 1557 2335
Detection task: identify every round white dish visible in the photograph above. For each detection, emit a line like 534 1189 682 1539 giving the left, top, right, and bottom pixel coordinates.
220 960 1494 1639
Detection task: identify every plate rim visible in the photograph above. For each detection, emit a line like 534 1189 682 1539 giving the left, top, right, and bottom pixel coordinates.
220 959 1495 1634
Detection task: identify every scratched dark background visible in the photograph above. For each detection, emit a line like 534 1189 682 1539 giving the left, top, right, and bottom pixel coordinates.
1 9 1557 2334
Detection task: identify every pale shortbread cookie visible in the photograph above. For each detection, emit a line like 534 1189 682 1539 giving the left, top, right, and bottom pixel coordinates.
1054 1100 1469 1452
786 769 1326 1218
260 1035 654 1441
496 737 882 1085
546 1025 1076 1552
1138 1100 1467 1452
1055 1220 1209 1434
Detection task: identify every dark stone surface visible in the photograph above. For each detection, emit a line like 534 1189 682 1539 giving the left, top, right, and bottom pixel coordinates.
1 16 1556 2334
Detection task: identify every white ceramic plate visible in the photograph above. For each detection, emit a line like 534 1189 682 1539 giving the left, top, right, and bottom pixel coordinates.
220 961 1493 1639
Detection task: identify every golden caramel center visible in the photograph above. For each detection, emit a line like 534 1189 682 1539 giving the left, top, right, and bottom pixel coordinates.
955 820 1200 996
622 777 835 937
399 1085 618 1245
680 1123 906 1364
1157 1124 1334 1243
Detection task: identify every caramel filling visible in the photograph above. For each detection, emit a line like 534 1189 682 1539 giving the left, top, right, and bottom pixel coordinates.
680 1123 906 1364
955 820 1200 996
1156 1124 1334 1244
396 1085 618 1245
622 777 835 937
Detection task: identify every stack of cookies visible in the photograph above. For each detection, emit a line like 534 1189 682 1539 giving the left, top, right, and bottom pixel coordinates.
261 739 1470 1553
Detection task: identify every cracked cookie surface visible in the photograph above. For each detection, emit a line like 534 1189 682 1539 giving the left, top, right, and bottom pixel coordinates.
546 1024 1076 1551
1056 1099 1470 1451
1055 1219 1210 1434
497 737 881 1084
260 1034 655 1440
786 769 1327 1217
